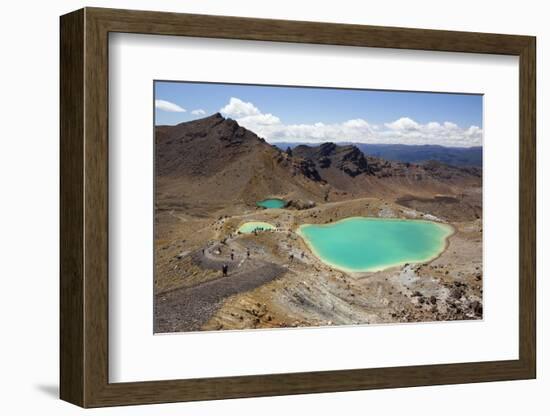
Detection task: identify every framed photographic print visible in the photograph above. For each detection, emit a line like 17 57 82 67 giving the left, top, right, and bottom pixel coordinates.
60 7 536 408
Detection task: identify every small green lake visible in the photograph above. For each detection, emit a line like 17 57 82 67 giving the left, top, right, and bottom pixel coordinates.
256 198 286 209
297 217 453 272
238 221 276 234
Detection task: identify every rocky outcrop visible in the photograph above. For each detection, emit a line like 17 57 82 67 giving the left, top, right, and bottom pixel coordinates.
339 146 370 177
286 199 317 210
293 142 370 178
294 159 323 182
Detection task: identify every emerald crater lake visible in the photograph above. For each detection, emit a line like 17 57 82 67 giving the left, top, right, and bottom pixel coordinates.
238 221 275 234
298 217 453 273
256 198 286 209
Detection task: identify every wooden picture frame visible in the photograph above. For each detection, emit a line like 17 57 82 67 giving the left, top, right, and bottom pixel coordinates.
60 7 536 408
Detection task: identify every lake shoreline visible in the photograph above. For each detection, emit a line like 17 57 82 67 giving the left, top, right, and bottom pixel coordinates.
256 198 287 209
238 221 276 234
296 216 455 274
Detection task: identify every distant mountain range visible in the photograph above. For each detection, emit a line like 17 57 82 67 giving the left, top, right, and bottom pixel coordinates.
274 142 482 168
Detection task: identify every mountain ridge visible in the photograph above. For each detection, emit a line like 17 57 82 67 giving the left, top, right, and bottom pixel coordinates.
276 141 482 168
155 113 328 208
155 114 481 209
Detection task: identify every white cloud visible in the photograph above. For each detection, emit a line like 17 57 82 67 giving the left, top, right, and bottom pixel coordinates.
220 97 261 118
191 109 206 116
235 113 281 129
155 99 186 113
385 117 420 131
218 98 482 147
381 117 482 147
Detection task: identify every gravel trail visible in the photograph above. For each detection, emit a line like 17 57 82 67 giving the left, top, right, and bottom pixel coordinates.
154 253 286 332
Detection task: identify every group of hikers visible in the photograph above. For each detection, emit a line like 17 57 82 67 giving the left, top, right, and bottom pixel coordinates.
288 251 306 263
219 249 305 277
204 235 306 278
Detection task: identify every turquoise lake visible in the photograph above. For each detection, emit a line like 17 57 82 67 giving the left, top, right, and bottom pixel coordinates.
256 198 286 209
297 217 453 272
238 221 275 234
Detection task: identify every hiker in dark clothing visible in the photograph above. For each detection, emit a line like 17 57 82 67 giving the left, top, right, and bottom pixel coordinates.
230 251 234 261
222 264 228 276
246 248 250 258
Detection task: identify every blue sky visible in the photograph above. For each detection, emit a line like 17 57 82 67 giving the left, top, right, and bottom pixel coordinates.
154 81 483 147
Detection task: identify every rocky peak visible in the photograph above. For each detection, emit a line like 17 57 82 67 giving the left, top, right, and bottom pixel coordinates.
318 142 338 156
155 113 270 178
338 145 369 177
204 112 224 122
293 143 370 177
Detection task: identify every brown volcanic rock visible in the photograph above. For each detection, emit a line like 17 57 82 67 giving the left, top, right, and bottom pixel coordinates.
156 113 263 178
155 114 326 209
292 142 481 198
294 142 480 183
155 115 481 211
293 142 370 178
